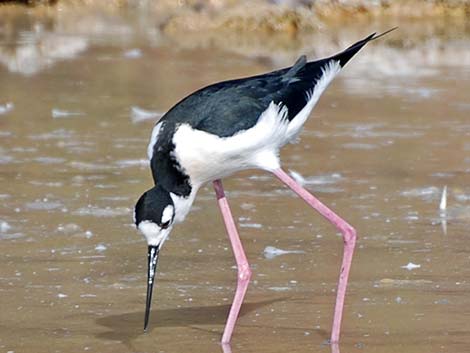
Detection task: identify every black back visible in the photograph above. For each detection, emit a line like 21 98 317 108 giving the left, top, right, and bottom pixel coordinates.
157 32 376 138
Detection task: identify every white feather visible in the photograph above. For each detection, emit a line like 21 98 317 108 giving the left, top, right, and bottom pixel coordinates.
138 220 172 246
172 101 289 187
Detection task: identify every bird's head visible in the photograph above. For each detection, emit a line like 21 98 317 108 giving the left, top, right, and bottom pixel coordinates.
134 185 175 246
134 185 175 331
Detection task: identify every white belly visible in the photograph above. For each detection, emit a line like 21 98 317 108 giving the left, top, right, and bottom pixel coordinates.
172 102 289 187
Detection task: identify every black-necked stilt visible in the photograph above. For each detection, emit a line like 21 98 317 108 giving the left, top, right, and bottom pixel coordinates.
134 28 396 344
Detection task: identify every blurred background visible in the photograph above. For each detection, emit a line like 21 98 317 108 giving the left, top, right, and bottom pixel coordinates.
0 1 469 353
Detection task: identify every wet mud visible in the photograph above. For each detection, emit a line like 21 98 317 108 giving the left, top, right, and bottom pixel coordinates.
1 7 470 353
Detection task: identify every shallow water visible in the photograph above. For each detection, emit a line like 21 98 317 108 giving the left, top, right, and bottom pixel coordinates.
1 9 470 353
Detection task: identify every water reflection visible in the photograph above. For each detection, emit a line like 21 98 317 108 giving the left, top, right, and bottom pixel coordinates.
221 341 341 353
0 14 88 75
1 6 470 77
1 4 470 353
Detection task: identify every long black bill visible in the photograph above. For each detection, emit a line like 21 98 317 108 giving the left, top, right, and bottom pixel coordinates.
144 245 160 332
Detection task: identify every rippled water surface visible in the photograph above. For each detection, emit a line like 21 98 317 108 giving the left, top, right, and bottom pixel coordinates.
1 9 470 353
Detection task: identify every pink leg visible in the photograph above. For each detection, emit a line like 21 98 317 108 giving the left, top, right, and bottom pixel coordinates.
213 179 252 344
272 168 356 344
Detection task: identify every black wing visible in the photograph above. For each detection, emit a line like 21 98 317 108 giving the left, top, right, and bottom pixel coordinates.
159 31 388 138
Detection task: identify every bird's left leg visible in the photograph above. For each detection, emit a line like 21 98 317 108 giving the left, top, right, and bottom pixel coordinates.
213 179 252 344
272 168 356 344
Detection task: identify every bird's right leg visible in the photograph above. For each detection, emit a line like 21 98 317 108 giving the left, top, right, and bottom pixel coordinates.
272 168 356 344
213 179 252 344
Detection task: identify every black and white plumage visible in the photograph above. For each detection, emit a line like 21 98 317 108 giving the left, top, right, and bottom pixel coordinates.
134 29 396 335
138 32 378 237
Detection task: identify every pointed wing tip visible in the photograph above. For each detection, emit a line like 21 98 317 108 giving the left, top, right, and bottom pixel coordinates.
337 26 398 66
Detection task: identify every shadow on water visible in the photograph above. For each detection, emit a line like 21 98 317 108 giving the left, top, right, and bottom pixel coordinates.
95 298 285 348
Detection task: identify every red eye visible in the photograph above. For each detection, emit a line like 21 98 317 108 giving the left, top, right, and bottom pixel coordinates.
161 220 170 229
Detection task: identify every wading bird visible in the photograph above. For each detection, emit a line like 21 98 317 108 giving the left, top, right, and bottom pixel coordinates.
134 29 395 344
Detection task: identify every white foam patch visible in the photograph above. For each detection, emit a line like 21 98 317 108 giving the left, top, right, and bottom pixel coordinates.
342 143 378 150
26 199 63 210
0 102 14 115
401 262 421 271
268 287 291 292
34 157 66 164
57 223 81 234
263 246 305 259
0 233 24 240
131 106 163 123
239 223 263 229
99 196 130 201
0 155 13 164
29 181 64 187
73 205 131 217
455 194 470 202
95 244 107 252
401 187 440 201
289 170 342 186
115 159 149 168
123 49 142 58
0 221 11 233
29 129 74 140
52 109 84 118
69 161 113 171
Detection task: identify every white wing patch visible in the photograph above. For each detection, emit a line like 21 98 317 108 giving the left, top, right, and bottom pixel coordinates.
285 60 341 142
147 122 162 160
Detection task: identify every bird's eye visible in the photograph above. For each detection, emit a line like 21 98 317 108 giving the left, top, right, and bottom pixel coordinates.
161 220 170 229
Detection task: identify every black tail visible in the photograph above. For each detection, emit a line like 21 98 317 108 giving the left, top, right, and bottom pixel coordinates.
333 27 398 67
268 27 398 121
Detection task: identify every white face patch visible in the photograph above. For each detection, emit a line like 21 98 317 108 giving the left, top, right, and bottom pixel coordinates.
138 220 173 247
161 205 174 224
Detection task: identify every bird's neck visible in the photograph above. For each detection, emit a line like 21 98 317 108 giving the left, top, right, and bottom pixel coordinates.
170 188 198 224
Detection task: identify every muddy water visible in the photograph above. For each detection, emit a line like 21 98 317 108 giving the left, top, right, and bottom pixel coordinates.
1 11 470 353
